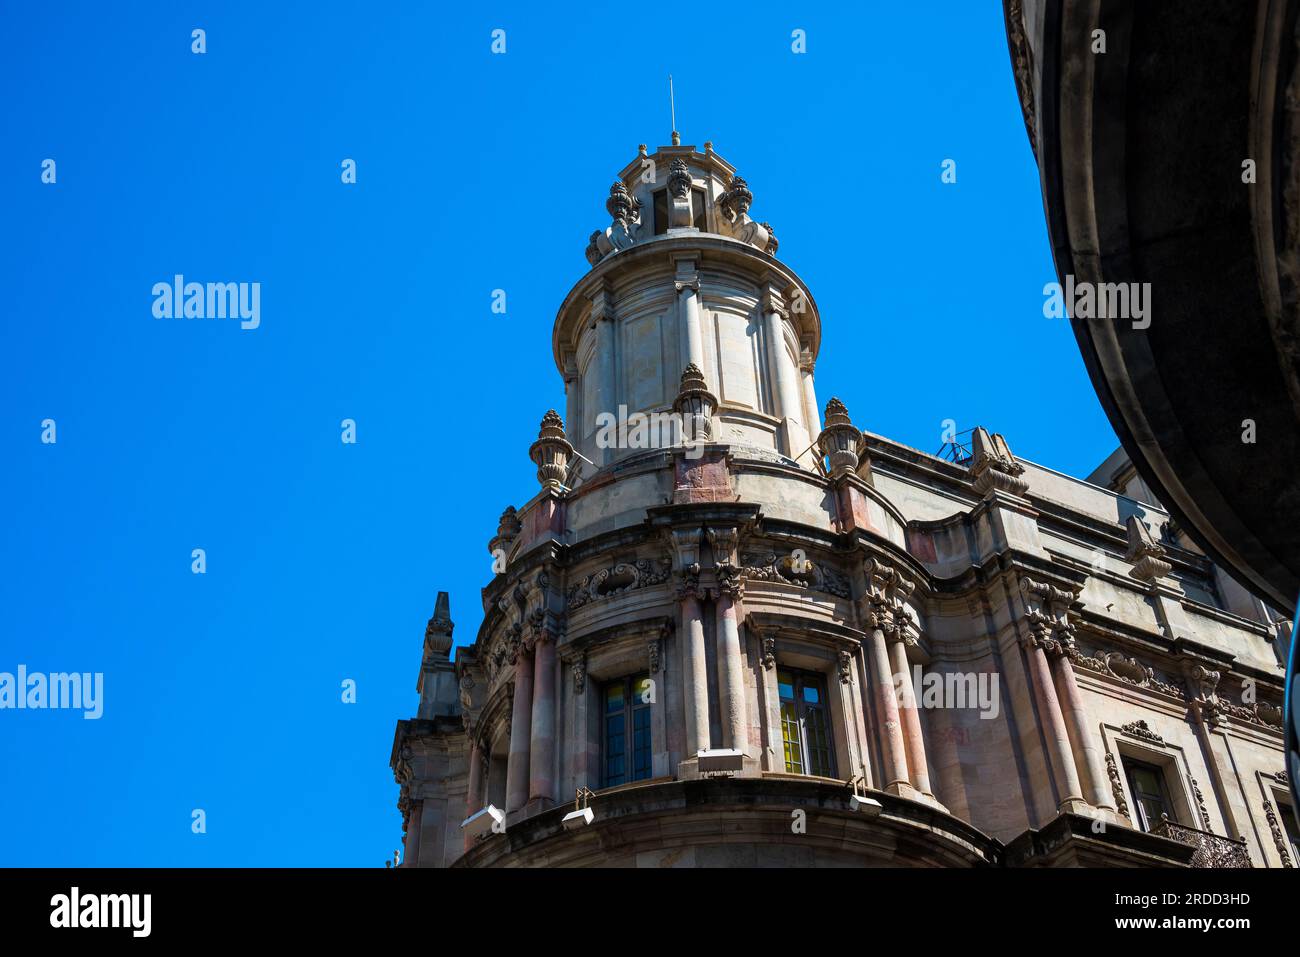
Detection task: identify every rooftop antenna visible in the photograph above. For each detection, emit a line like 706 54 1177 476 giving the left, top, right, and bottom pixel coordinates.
669 75 680 146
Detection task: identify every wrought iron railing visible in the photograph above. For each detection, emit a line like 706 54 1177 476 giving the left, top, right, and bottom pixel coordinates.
1152 816 1252 868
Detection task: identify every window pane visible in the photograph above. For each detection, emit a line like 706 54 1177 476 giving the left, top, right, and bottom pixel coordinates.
802 684 821 705
804 704 833 777
1132 766 1161 798
653 190 668 236
605 682 624 714
692 187 708 231
604 712 625 787
632 706 652 781
778 670 795 701
780 701 803 774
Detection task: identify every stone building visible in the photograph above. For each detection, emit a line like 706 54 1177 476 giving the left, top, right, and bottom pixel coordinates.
390 136 1296 868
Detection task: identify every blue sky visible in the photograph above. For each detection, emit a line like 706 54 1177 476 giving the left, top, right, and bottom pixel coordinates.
0 2 1116 866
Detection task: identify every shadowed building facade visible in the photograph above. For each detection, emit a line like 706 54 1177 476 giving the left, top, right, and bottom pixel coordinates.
390 137 1295 868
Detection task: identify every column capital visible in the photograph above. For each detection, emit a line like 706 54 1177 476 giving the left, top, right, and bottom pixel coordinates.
586 279 615 325
761 288 789 318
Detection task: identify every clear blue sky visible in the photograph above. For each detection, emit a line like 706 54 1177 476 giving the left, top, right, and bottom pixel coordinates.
0 2 1117 865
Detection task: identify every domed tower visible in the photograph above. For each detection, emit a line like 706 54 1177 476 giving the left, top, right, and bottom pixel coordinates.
390 135 1291 870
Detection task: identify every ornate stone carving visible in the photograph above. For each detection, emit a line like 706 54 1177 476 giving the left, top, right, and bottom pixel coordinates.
1018 577 1079 657
667 157 691 199
761 632 776 671
1119 719 1164 746
1073 647 1184 698
566 559 672 609
394 745 414 785
837 649 853 685
716 174 777 253
1004 0 1038 157
1263 798 1295 867
1190 776 1212 831
585 181 643 265
572 655 586 695
1183 663 1222 729
1105 751 1131 820
865 557 917 641
969 427 1028 497
740 551 851 599
715 561 745 599
648 636 661 674
1219 691 1284 730
1125 515 1172 581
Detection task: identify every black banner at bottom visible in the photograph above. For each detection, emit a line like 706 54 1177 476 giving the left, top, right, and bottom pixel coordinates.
0 866 1295 943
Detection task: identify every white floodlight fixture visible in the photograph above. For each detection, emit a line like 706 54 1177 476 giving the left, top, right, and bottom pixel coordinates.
562 787 596 829
847 775 883 816
697 748 745 774
562 806 594 829
461 804 505 841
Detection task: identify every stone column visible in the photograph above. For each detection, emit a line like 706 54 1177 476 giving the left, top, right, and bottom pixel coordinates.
680 586 711 756
799 346 821 440
714 579 748 751
528 632 557 806
562 358 581 457
590 283 616 466
868 622 910 791
1022 632 1083 808
505 647 533 813
889 638 932 796
762 290 806 459
466 741 485 814
675 259 704 371
1049 651 1113 811
402 798 422 867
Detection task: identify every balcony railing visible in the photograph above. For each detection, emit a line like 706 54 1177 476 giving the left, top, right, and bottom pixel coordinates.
1152 816 1252 868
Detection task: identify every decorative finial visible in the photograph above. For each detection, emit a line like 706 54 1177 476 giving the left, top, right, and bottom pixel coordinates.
673 364 718 445
424 592 454 659
818 398 863 478
529 410 573 491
